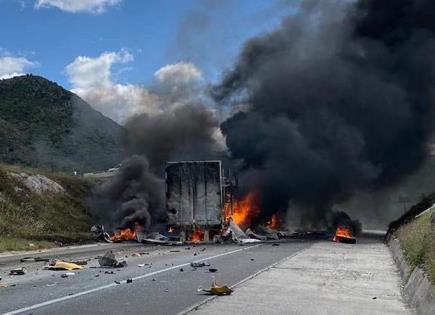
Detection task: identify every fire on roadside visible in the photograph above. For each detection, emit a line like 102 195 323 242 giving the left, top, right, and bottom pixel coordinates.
332 226 356 244
223 190 261 228
110 222 140 242
266 214 281 230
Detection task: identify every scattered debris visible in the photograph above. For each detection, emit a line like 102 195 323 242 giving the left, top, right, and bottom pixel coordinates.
91 224 112 242
46 261 83 271
250 258 255 261
372 297 377 300
208 268 218 273
141 232 170 244
20 257 50 263
126 279 133 284
238 238 261 244
190 262 210 268
137 264 145 267
131 253 141 257
61 272 75 278
179 268 184 272
170 250 180 253
245 228 267 241
98 251 127 268
9 268 26 275
115 280 121 284
104 271 114 274
199 280 233 296
272 243 280 246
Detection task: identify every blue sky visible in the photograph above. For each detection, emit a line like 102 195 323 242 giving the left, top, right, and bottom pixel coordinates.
0 0 291 85
0 0 294 122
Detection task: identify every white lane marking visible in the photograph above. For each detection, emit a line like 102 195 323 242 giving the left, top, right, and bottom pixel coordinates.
1 245 261 315
178 245 310 315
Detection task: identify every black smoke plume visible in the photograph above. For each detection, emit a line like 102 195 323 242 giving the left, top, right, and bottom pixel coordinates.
122 103 223 174
214 0 435 224
91 83 224 230
90 156 164 230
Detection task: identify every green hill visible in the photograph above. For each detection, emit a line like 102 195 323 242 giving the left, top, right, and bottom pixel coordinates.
0 74 123 172
0 163 94 251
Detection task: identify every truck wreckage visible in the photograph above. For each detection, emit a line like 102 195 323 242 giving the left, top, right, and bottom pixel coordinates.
93 160 293 245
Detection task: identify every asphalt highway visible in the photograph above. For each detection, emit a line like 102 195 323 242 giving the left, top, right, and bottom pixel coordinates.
0 241 312 315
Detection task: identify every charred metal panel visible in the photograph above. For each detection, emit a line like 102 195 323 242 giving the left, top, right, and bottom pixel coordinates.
166 161 222 227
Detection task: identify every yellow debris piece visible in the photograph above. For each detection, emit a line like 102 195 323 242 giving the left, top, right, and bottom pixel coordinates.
49 261 84 271
198 280 233 296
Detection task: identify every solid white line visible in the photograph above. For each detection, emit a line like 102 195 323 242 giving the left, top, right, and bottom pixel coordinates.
178 245 310 315
1 244 261 315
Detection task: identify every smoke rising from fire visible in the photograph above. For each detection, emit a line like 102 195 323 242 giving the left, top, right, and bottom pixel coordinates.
214 0 435 223
91 62 224 230
90 156 164 230
122 103 224 174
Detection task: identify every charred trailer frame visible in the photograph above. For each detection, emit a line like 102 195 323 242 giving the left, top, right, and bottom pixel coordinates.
165 161 224 242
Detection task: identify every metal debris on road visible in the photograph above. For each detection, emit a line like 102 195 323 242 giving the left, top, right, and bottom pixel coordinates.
98 250 127 268
61 272 76 278
208 268 218 273
20 257 50 263
190 262 210 268
126 279 133 283
9 267 26 275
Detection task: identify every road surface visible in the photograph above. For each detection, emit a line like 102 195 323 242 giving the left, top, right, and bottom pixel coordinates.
0 241 311 315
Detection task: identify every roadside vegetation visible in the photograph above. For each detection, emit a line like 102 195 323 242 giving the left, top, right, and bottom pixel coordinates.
0 163 95 252
396 210 435 284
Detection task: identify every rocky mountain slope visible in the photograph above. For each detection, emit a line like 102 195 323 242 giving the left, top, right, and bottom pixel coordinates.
0 75 123 172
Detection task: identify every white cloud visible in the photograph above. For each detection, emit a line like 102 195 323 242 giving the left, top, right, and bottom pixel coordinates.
35 0 121 14
66 50 154 123
0 56 37 79
154 62 202 85
66 51 206 124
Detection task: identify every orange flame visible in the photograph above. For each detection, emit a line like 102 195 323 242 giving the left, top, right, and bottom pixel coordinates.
110 222 140 242
223 190 260 227
333 226 353 242
266 214 281 230
189 228 204 243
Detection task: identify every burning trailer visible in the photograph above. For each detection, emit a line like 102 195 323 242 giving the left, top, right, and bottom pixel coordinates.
165 161 225 242
165 160 287 243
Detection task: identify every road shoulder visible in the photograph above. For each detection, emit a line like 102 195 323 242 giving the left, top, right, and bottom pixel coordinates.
188 239 414 315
